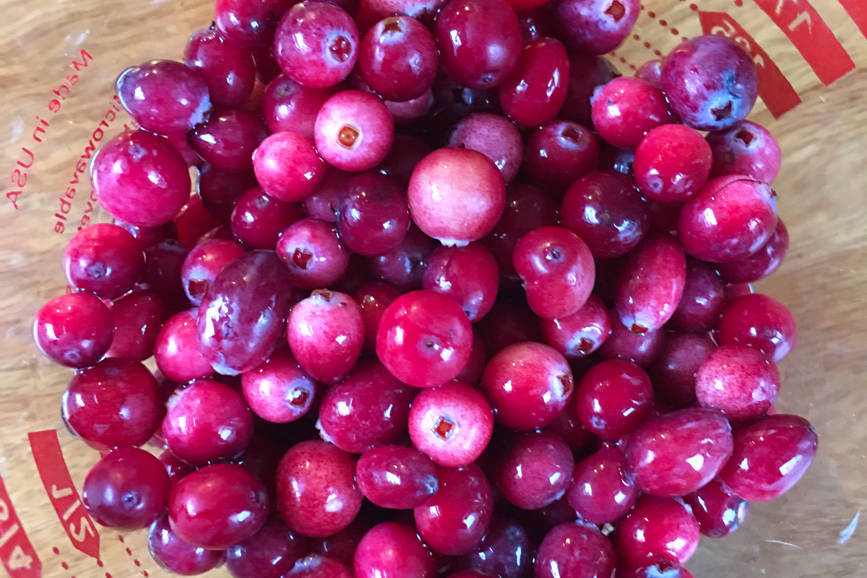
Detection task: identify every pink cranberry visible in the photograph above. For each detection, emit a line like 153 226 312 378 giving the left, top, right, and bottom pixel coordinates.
560 171 649 259
226 519 308 577
315 90 394 171
614 495 700 567
107 290 167 361
317 359 415 452
540 294 611 359
189 109 266 172
376 290 473 388
649 333 716 408
624 408 733 496
288 290 364 383
524 121 599 192
591 78 670 148
354 522 436 578
434 0 521 89
180 239 245 305
459 516 531 578
414 464 493 555
241 350 317 423
481 341 573 430
356 445 438 508
567 443 637 524
496 431 573 510
170 463 269 549
717 218 789 283
535 522 616 578
286 555 353 577
683 478 748 538
63 223 143 299
159 450 193 485
34 292 114 368
576 359 653 440
408 147 506 246
184 27 256 107
422 243 499 322
562 50 617 125
336 172 410 255
92 130 190 227
359 16 437 101
669 258 726 331
154 309 214 383
83 448 170 529
116 60 211 134
513 226 595 319
409 381 494 467
448 113 523 183
253 132 327 202
369 226 438 290
163 379 254 464
708 120 781 182
695 344 780 419
718 293 797 362
719 414 818 501
634 124 713 202
149 515 225 574
277 440 363 537
555 0 640 54
197 165 255 221
500 37 569 127
277 218 350 289
264 75 333 137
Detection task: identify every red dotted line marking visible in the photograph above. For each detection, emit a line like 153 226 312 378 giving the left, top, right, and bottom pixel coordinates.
50 545 76 578
118 534 150 577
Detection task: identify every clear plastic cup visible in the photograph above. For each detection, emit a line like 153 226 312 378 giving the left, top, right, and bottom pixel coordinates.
1 0 865 576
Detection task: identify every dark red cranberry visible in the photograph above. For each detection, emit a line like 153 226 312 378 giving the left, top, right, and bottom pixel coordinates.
353 281 400 352
481 341 573 430
304 170 351 222
669 259 726 331
34 292 114 368
591 77 670 148
336 172 410 255
116 60 211 134
477 296 542 354
286 555 353 577
356 445 438 509
174 194 221 250
524 121 599 192
154 309 216 383
368 226 438 291
317 359 415 452
500 37 569 127
314 516 373 567
384 90 435 123
422 243 499 322
241 350 317 424
231 187 304 249
576 359 653 440
277 218 350 289
184 27 256 109
662 35 758 130
63 223 143 299
567 443 637 524
598 143 636 176
142 239 190 309
198 165 256 221
189 109 266 172
562 50 617 125
315 90 394 171
718 293 797 362
695 344 781 419
719 414 817 501
429 73 500 128
434 0 522 89
555 0 640 54
170 463 269 549
548 399 597 454
624 408 733 496
598 318 663 367
264 75 333 138
460 516 531 578
513 226 595 319
354 522 436 578
448 113 523 183
540 294 611 359
456 329 487 385
614 495 700 567
277 440 363 537
107 289 167 361
634 124 713 202
496 431 574 510
648 333 716 408
377 134 432 187
630 559 695 578
717 219 788 283
683 478 748 538
163 379 254 464
253 132 327 203
535 522 616 578
560 171 650 259
159 450 193 486
215 0 287 47
708 120 781 183
149 515 225 574
92 130 190 227
114 218 179 250
359 16 437 101
226 519 308 577
414 464 493 555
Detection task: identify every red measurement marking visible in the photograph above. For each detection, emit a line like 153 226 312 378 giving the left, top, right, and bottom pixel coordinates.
698 10 802 118
28 430 101 560
838 0 867 38
753 0 854 86
0 477 42 578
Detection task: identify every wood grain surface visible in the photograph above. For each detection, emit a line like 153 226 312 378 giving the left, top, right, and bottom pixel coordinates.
0 0 865 577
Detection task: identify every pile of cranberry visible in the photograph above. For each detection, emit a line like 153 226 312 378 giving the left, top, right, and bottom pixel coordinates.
32 0 818 575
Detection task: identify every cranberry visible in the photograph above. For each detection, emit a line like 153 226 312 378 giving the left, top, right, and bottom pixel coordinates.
377 134 432 187
116 60 211 134
352 281 400 352
356 445 438 508
142 239 190 309
598 318 663 367
422 243 499 322
560 171 650 259
649 333 716 408
115 218 179 250
263 75 333 138
414 464 493 555
448 113 523 183
562 50 617 125
216 0 287 47
288 290 365 383
159 450 193 486
635 59 663 87
409 381 494 467
63 224 143 299
614 495 700 567
286 555 353 577
566 443 637 524
189 109 266 172
277 440 363 537
540 294 611 359
576 359 653 440
477 296 542 353
717 218 789 283
198 165 256 221
385 90 435 123
707 120 781 183
253 132 327 202
317 359 414 452
669 259 726 331
513 226 595 319
535 522 616 578
683 478 748 538
92 130 190 227
634 124 713 202
358 16 437 101
170 463 269 549
718 293 797 362
369 225 438 290
496 431 574 510
662 35 758 130
198 251 294 375
615 235 686 334
630 560 695 578
599 144 636 176
354 522 436 578
184 28 256 108
678 175 778 263
316 91 394 171
107 290 167 361
695 343 780 419
276 219 349 288
225 519 307 577
304 170 351 222
624 407 733 496
481 341 573 430
719 414 817 501
154 309 215 383
335 173 410 255
231 187 304 249
149 514 225 574
314 517 373 566
241 350 317 423
455 329 487 385
361 0 446 21
591 78 670 148
83 448 170 529
180 239 245 306
430 74 500 128
34 292 114 368
555 0 640 54
460 516 531 578
500 37 569 127
174 194 222 250
434 0 521 89
524 121 599 191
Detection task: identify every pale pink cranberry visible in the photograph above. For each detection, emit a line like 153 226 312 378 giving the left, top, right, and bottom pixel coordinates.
154 309 215 383
230 187 304 250
649 333 716 408
499 37 570 127
540 294 611 359
149 515 225 574
354 522 436 578
695 344 780 419
496 431 574 510
276 440 363 537
717 219 788 283
448 113 523 183
708 120 782 183
524 121 599 192
614 495 700 567
717 293 797 362
315 90 394 171
63 223 144 299
264 74 334 137
277 218 350 289
107 290 167 361
535 522 616 578
408 148 506 246
566 443 637 524
669 258 726 331
683 478 748 538
555 0 640 54
591 77 670 148
253 132 327 202
598 318 664 367
242 350 317 423
575 359 653 440
226 519 308 577
34 292 114 368
422 243 499 322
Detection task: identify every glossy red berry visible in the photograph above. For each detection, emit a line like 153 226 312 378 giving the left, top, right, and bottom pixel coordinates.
226 519 308 578
188 109 266 172
422 243 499 322
614 495 700 567
669 258 726 332
253 132 327 202
566 443 637 524
354 522 436 578
524 121 599 192
575 360 653 440
634 124 713 202
356 445 438 509
717 293 797 362
264 75 334 138
496 431 574 510
695 344 780 419
683 478 748 538
154 309 214 383
591 77 670 148
107 290 167 361
315 90 394 171
535 522 616 578
63 224 143 299
649 333 716 408
336 172 410 256
448 113 523 183
184 27 256 108
717 219 789 283
540 294 611 359
499 37 570 127
34 292 114 368
149 515 225 574
359 16 437 101
241 350 318 423
707 120 781 182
